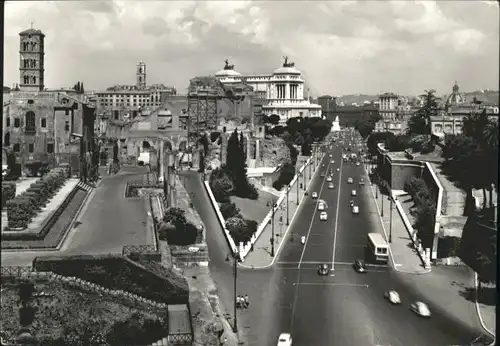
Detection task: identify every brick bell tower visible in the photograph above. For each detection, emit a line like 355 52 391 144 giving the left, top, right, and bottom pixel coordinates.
19 23 45 91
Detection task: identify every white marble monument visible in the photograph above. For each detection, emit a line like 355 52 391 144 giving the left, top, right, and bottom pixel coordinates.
331 115 341 132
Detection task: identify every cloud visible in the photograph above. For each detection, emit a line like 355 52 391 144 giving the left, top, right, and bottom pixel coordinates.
3 0 498 96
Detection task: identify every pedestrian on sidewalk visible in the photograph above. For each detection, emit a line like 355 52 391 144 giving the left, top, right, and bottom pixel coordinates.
244 294 249 308
236 295 243 309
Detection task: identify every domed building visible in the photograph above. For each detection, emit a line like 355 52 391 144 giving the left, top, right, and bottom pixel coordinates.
445 81 466 108
214 58 322 123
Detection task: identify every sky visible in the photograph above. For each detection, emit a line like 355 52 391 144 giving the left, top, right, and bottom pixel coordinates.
3 0 499 97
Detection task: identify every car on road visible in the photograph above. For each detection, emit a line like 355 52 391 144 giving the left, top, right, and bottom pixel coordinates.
384 290 401 304
319 211 328 221
329 154 333 158
359 178 365 186
312 192 318 199
409 301 431 317
318 263 330 276
347 177 353 184
351 189 357 196
328 183 335 189
353 260 367 273
317 202 325 211
326 176 333 182
277 333 292 346
330 160 335 164
352 205 359 214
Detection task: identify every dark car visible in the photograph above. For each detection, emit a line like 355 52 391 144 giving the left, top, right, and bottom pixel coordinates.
318 264 330 276
353 260 367 273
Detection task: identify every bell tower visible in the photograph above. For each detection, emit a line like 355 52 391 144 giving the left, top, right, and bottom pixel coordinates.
19 24 45 92
136 61 147 89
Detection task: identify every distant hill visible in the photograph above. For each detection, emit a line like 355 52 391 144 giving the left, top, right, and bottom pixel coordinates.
336 90 499 106
336 94 378 106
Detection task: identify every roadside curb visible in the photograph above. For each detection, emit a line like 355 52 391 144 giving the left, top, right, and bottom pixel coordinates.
239 155 324 270
365 172 431 275
57 180 100 250
474 271 496 339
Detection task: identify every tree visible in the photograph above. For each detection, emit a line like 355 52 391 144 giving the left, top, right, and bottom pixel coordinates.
163 207 187 231
407 115 428 135
301 141 312 156
112 140 119 162
239 131 245 153
225 130 257 199
219 201 239 219
273 162 295 190
269 114 280 125
198 152 205 173
80 82 84 93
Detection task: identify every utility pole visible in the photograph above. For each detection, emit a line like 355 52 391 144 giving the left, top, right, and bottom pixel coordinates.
309 157 312 179
381 184 384 217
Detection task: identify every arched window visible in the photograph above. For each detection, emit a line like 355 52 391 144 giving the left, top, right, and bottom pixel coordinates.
25 111 36 133
23 76 29 84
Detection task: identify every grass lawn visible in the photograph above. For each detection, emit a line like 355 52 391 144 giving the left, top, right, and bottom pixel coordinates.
0 275 168 345
230 190 277 223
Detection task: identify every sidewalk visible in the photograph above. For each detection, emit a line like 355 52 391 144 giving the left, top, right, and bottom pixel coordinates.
369 183 430 274
241 160 318 268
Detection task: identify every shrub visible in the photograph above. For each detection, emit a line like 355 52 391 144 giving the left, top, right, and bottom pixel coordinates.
158 222 176 241
33 255 189 304
106 313 168 346
6 198 33 229
219 201 239 219
226 216 256 244
166 222 198 245
1 182 16 208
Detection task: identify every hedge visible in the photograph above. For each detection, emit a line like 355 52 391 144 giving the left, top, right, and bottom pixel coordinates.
1 182 16 208
33 254 189 304
6 168 67 229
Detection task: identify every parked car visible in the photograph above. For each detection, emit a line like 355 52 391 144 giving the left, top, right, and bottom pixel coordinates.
351 189 357 196
347 177 353 184
359 178 365 186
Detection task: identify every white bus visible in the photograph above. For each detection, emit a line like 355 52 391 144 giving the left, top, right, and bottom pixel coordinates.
367 233 389 263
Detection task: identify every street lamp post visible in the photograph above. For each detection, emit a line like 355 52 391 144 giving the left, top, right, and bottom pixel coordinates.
232 251 239 333
286 186 290 225
389 197 393 243
309 157 312 179
296 172 301 205
270 199 276 257
381 186 384 217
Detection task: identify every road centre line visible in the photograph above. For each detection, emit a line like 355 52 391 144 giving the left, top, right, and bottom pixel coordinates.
331 150 343 270
292 283 369 288
297 157 331 270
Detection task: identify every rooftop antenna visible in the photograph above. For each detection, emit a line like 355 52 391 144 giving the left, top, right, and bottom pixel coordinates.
30 21 34 29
